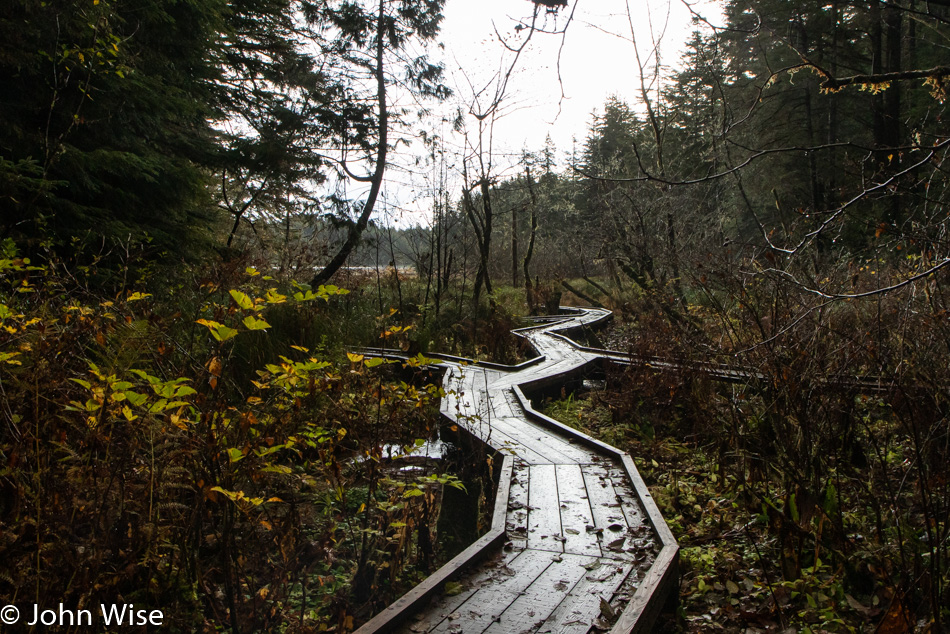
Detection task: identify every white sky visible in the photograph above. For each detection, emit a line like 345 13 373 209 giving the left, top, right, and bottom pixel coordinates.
439 0 698 155
378 0 717 224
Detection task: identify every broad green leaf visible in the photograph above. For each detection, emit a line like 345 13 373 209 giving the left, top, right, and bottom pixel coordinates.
227 447 245 463
211 325 238 342
197 319 238 342
243 315 271 330
229 289 254 310
293 290 318 302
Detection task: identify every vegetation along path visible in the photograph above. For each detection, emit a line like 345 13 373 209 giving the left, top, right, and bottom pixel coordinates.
357 307 679 634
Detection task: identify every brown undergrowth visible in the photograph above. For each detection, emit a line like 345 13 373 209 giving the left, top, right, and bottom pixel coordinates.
542 272 950 633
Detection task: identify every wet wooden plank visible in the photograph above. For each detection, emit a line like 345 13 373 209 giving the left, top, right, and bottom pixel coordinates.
506 462 530 550
555 464 601 558
489 417 593 464
537 559 633 634
427 548 555 634
602 465 647 531
594 465 654 561
527 464 563 552
480 384 518 419
480 553 594 634
583 463 633 559
396 549 523 634
463 423 554 465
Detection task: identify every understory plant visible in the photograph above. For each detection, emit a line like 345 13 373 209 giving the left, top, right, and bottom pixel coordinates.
0 240 466 632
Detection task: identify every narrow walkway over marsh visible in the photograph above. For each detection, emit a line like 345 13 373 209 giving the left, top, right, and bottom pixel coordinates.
357 308 678 634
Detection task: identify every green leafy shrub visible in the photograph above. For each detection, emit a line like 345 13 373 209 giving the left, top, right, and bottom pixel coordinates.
0 242 462 631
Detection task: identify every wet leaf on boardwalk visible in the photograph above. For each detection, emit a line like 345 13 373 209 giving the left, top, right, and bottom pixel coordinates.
444 581 463 596
599 597 617 619
606 537 625 551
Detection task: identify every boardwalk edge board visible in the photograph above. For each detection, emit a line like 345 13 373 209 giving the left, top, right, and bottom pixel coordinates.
355 307 679 634
355 452 514 634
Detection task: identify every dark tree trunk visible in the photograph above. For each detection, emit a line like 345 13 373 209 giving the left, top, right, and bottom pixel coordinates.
310 0 388 288
523 166 539 314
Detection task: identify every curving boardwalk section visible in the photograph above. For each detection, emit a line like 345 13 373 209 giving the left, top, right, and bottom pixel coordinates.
357 308 678 634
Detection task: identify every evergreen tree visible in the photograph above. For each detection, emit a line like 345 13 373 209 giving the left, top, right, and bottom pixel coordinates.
0 0 224 255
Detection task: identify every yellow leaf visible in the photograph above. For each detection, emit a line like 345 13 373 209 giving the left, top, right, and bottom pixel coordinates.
347 352 364 363
243 315 271 330
170 413 188 430
0 352 22 365
229 289 254 310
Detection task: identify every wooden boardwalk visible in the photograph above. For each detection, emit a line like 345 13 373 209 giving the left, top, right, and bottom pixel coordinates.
357 308 678 634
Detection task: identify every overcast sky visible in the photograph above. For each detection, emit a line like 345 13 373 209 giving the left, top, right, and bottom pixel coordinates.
380 0 714 223
440 0 702 153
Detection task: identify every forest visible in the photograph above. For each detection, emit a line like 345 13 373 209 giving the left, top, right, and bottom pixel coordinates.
1 0 949 631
